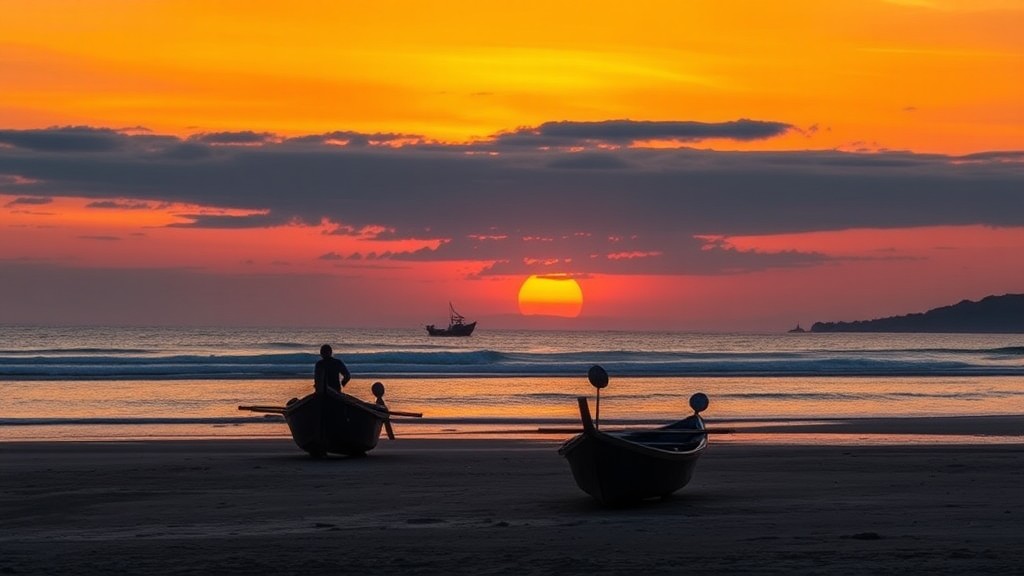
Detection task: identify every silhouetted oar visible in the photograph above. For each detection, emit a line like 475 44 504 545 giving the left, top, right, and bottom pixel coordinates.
537 427 735 435
239 402 421 418
377 427 737 437
238 405 286 414
377 409 423 418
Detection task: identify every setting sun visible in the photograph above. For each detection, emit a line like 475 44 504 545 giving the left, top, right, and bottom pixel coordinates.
517 275 584 318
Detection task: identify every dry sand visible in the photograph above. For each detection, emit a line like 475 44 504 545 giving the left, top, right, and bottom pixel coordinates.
2 423 1024 575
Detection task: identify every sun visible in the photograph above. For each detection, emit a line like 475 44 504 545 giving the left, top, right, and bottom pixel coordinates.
517 275 584 318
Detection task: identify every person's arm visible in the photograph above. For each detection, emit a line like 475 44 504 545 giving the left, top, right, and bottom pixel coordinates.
313 361 325 394
339 360 351 388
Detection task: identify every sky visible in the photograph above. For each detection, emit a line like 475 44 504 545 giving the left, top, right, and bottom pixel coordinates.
1 0 1022 330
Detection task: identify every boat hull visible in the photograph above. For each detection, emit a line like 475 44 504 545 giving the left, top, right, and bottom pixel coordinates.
283 391 387 457
426 321 476 337
560 429 705 504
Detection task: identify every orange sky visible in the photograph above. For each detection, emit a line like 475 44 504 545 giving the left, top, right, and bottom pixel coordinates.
3 1 1021 151
1 1 1022 329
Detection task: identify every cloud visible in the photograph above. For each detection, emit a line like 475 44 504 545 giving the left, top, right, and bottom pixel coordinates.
167 212 285 228
161 142 214 160
285 131 422 147
955 150 1024 162
389 233 828 276
1 123 1022 276
188 131 276 145
0 126 126 152
5 196 53 207
493 119 793 147
86 200 153 210
546 153 632 170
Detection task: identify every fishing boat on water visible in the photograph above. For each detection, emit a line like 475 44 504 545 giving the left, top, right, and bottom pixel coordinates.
426 302 477 337
239 382 421 457
558 365 710 505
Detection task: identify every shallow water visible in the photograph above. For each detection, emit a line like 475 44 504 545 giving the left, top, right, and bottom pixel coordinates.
3 374 1023 442
2 326 1022 442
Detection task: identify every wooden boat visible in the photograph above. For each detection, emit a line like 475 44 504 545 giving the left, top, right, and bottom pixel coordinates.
239 382 421 457
558 366 709 505
426 302 477 337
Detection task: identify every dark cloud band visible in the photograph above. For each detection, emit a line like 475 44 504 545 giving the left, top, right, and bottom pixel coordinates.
1 123 1022 276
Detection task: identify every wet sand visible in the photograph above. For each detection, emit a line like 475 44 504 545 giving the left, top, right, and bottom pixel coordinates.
3 427 1024 575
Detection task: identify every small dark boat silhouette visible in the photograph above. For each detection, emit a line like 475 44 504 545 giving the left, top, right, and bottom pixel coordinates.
239 382 421 457
788 323 807 333
426 302 476 336
558 365 709 505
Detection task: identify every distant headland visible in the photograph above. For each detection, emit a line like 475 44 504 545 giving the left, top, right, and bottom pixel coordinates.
810 294 1024 333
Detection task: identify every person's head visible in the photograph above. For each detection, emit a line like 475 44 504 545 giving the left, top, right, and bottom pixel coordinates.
320 344 333 358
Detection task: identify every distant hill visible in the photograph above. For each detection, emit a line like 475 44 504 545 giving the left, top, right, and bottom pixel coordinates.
810 294 1024 333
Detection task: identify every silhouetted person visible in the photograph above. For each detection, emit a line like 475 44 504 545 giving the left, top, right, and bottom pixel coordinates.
314 344 351 394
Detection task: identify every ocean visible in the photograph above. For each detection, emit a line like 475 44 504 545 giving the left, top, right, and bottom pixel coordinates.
2 326 1022 442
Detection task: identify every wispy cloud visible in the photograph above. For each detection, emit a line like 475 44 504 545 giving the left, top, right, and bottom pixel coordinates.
5 196 53 207
492 119 793 148
86 200 154 210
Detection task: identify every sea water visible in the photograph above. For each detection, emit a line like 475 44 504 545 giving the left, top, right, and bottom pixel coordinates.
1 326 1022 442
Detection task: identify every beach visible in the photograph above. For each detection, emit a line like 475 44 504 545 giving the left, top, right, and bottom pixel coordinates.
4 421 1024 575
3 328 1024 574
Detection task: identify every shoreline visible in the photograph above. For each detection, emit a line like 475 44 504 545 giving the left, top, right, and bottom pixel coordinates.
6 370 1024 381
3 438 1023 574
3 413 1024 440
